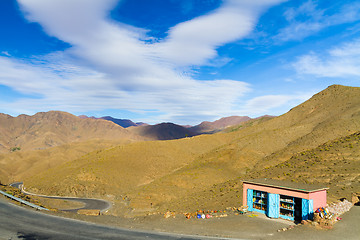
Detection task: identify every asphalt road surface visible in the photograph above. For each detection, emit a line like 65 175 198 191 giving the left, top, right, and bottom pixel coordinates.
10 182 111 212
0 198 224 240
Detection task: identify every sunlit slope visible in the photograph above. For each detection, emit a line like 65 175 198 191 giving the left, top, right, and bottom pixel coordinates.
25 85 360 215
181 131 360 213
127 85 360 211
249 131 360 200
259 84 360 166
125 85 359 212
25 133 231 197
164 85 360 177
0 139 130 184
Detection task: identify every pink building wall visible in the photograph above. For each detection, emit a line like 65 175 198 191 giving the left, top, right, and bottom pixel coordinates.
309 190 327 210
243 182 327 210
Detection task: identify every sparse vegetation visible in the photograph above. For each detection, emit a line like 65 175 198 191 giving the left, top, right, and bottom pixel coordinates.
10 147 21 152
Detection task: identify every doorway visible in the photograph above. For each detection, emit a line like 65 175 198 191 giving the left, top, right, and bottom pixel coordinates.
294 197 302 223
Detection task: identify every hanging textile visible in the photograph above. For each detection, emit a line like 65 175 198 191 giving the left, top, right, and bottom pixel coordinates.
302 198 314 220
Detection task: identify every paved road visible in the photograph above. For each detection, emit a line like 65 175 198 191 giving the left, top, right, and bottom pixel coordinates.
0 198 224 240
10 182 111 212
267 205 360 240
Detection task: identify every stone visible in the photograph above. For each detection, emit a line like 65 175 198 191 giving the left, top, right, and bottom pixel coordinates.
164 211 172 218
352 192 360 205
311 222 319 227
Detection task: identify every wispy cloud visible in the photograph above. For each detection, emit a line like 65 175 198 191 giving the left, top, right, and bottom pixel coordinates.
1 51 11 56
274 0 360 42
293 38 360 78
155 0 286 66
0 54 252 123
0 0 289 124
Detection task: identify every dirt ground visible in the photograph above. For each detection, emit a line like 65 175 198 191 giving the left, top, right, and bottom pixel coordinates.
49 205 359 240
267 205 360 240
2 193 359 239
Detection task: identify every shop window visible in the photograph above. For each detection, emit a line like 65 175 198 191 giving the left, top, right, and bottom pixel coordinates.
252 190 268 212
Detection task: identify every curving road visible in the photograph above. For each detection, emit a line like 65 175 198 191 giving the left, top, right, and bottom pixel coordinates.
0 197 219 240
10 182 111 212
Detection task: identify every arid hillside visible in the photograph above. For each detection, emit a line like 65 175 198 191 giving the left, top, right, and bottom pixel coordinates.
0 139 130 184
170 131 360 213
249 131 360 201
0 111 145 184
24 85 360 216
0 111 142 153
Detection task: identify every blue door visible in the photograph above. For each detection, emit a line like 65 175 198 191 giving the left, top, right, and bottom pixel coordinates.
267 193 279 218
247 189 253 211
302 199 314 220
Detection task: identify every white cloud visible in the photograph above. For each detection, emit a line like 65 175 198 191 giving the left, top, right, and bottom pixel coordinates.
0 55 252 124
1 0 289 124
155 0 285 66
293 38 360 77
17 0 285 85
275 0 360 42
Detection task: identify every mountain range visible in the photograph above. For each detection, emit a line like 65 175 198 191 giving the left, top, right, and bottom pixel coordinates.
78 114 270 140
0 111 141 153
0 111 260 153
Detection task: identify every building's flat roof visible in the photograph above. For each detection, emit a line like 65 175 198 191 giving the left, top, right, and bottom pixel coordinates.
243 178 329 193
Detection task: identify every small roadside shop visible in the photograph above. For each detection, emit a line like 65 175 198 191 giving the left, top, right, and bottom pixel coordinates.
243 179 328 222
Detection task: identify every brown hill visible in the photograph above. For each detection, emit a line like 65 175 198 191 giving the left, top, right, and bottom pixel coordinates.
24 85 360 216
0 111 141 153
0 139 131 184
249 131 360 201
190 116 252 134
128 122 196 140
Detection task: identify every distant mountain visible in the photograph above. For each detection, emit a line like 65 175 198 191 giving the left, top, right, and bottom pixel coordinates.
128 122 196 140
190 116 258 134
79 114 274 136
128 116 255 141
78 115 146 128
100 116 138 128
0 111 140 153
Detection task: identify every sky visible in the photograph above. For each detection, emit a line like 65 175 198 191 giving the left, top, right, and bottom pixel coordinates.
0 0 359 125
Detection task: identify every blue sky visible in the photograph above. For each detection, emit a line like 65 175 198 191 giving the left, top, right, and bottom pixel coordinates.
0 0 359 125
